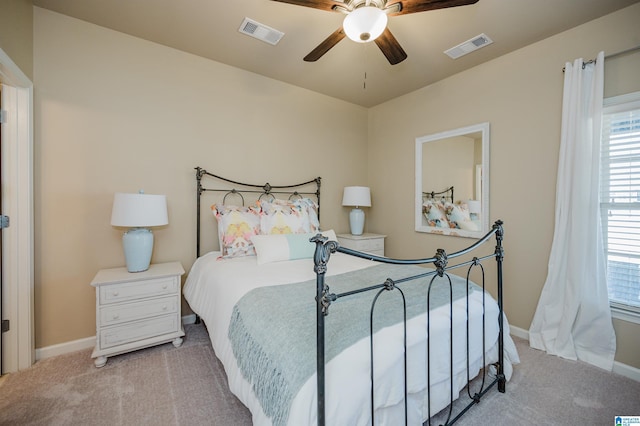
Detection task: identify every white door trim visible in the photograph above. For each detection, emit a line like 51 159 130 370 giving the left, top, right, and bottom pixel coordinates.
0 48 34 373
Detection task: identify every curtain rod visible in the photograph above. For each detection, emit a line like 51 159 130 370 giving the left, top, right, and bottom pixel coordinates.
562 44 640 71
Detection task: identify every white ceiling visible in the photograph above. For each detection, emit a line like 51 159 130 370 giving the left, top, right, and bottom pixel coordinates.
32 0 640 107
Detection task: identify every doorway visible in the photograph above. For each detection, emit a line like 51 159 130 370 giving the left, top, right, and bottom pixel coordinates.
0 48 34 374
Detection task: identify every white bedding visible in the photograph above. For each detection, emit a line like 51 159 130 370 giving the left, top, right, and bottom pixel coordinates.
184 251 519 426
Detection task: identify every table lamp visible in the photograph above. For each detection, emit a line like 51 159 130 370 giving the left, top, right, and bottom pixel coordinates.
467 199 481 221
111 191 168 272
342 186 371 236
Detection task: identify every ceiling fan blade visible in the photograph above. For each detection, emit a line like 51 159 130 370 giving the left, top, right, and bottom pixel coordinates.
374 28 407 65
387 0 479 16
270 0 342 12
304 28 346 62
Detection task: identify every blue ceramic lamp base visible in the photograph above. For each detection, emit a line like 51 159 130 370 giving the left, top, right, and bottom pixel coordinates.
349 207 365 235
122 228 154 272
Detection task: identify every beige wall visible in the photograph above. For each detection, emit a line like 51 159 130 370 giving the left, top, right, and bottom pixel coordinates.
367 3 640 368
33 7 367 348
0 0 33 79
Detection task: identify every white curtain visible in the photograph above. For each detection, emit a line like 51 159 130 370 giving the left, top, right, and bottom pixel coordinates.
529 52 616 371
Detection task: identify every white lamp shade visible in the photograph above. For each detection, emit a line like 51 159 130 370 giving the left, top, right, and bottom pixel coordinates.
111 192 168 227
342 186 371 208
111 192 168 273
343 7 388 43
467 200 481 214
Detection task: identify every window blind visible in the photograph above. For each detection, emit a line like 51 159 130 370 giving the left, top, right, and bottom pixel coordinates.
601 103 640 312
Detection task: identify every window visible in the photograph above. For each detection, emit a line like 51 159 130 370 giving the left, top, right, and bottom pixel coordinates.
601 92 640 321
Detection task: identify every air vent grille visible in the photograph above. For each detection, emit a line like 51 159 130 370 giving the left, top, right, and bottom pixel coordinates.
239 18 284 46
444 33 493 59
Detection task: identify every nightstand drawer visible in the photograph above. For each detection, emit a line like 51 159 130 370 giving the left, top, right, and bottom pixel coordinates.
365 249 385 257
100 295 179 326
99 276 178 305
337 233 386 256
99 314 180 349
355 238 384 252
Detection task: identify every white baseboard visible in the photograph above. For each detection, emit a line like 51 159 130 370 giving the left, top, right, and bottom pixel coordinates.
613 360 640 382
509 324 529 340
182 314 197 325
508 324 640 382
35 315 198 361
35 335 95 361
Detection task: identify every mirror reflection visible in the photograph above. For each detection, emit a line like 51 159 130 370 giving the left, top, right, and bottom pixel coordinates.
415 122 490 238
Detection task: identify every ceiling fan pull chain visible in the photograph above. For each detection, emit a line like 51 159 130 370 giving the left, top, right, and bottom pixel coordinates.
363 72 367 90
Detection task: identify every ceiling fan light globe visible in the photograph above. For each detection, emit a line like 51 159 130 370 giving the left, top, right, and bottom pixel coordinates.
343 6 388 43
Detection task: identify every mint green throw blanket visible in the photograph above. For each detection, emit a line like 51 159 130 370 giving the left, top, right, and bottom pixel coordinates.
228 263 475 426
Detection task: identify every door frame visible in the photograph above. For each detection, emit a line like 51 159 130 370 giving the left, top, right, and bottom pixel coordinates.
0 48 34 373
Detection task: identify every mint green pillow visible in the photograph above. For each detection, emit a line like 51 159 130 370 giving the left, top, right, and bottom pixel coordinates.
251 230 337 265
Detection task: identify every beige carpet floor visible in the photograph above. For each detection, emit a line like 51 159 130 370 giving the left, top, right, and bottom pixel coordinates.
1 323 638 425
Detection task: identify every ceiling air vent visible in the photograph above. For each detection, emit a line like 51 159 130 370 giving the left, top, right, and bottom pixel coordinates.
444 33 493 59
239 18 284 46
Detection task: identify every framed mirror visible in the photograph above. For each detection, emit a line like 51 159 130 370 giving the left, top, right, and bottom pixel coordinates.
415 122 490 238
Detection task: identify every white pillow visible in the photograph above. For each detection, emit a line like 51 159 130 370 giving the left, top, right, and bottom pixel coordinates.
457 220 480 231
251 230 337 265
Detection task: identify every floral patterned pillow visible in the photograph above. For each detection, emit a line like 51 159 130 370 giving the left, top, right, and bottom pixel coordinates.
423 199 451 228
295 198 320 233
211 204 261 258
258 198 319 235
444 202 473 229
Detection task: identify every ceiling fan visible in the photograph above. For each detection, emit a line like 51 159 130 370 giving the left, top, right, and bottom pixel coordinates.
271 0 479 65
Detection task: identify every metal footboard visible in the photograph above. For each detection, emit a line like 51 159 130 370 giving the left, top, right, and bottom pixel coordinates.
312 220 505 426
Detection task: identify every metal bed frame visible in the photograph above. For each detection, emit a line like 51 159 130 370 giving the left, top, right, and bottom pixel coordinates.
423 186 455 203
195 166 321 257
312 221 506 426
194 168 506 426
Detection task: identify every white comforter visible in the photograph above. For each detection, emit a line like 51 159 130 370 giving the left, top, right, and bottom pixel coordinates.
183 251 519 426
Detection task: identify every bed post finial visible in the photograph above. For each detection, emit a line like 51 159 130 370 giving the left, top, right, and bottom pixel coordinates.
195 167 206 183
312 235 338 274
493 220 504 262
493 219 504 236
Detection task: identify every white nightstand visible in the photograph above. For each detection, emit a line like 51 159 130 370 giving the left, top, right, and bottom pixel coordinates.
336 233 386 256
91 261 185 368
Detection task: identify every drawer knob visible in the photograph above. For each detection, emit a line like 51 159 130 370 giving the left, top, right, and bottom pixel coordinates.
112 291 119 296
112 314 119 320
162 285 168 289
162 305 168 311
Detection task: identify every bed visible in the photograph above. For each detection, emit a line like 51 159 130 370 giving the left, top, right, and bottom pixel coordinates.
184 168 519 426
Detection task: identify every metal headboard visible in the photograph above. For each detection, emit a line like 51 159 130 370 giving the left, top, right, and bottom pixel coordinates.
423 186 454 203
195 167 321 257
